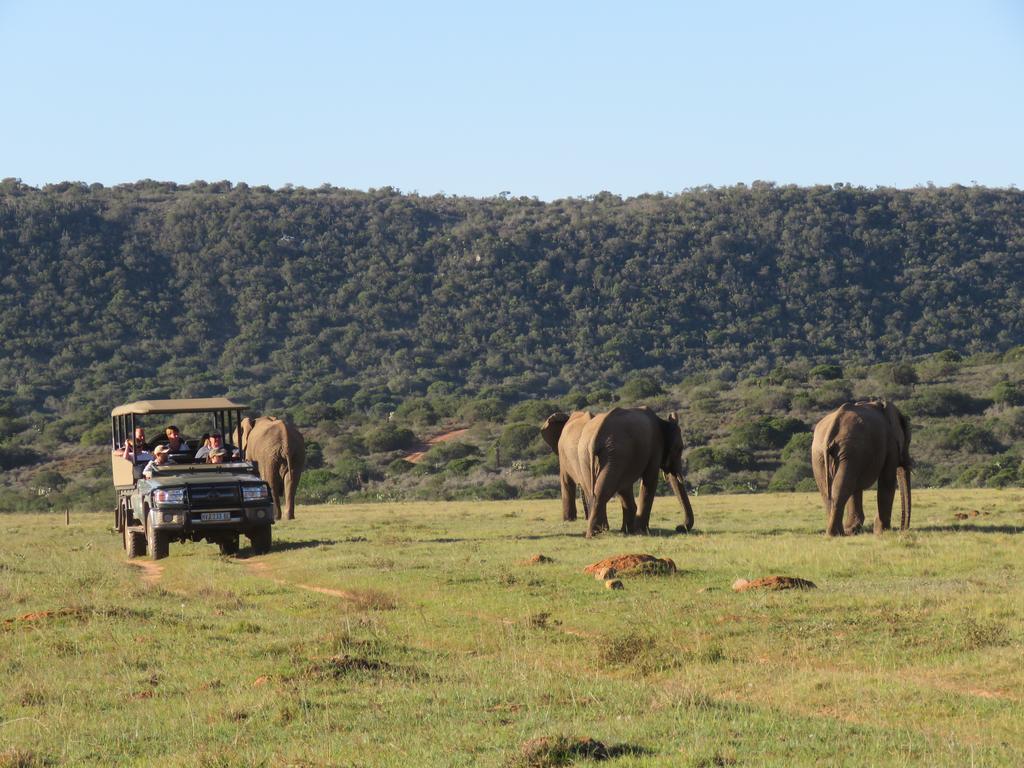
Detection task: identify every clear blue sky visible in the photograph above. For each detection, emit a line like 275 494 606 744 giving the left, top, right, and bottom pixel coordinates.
2 1 1022 200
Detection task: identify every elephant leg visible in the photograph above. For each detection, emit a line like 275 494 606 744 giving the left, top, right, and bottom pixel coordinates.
843 491 865 535
270 474 285 521
585 469 613 539
618 489 637 534
826 466 853 537
634 468 660 534
876 474 897 534
560 474 578 521
283 471 296 520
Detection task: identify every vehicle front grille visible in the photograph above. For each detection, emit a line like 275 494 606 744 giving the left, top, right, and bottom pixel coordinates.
188 484 240 508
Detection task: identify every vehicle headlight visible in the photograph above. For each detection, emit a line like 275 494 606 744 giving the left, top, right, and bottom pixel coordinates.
154 488 186 505
242 484 269 502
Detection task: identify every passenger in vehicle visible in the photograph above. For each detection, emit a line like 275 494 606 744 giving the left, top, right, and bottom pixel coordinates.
121 427 153 463
195 432 238 462
206 447 228 464
163 425 192 461
143 445 171 477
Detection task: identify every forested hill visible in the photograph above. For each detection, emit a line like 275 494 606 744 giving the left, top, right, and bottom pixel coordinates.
1 179 1022 427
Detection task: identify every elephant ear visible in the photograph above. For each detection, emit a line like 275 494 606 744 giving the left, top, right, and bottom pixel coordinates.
658 412 684 471
885 403 912 466
540 412 570 454
239 417 256 451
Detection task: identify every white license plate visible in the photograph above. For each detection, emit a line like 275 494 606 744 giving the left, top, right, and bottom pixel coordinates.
200 512 230 521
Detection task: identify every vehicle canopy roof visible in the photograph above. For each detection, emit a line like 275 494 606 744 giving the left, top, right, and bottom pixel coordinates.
111 398 248 417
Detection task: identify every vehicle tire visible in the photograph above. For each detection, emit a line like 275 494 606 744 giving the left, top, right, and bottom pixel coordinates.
249 526 272 555
146 520 169 560
218 535 239 556
124 524 145 559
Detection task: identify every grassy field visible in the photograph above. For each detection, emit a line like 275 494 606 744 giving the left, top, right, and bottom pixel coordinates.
1 490 1022 767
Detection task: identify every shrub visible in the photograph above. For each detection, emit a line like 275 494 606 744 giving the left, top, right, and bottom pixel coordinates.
0 445 40 470
422 441 480 468
935 423 1002 453
727 416 806 451
497 423 545 461
890 362 919 386
305 441 324 469
392 398 438 426
529 454 560 476
811 381 853 409
780 432 814 462
618 375 664 402
445 457 481 475
904 387 991 417
686 445 756 472
505 400 560 424
809 364 844 380
990 382 1024 407
460 397 506 422
768 461 814 491
364 423 417 453
386 458 414 475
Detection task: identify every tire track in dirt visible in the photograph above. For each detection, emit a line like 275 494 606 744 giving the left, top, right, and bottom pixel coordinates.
241 559 359 600
240 560 596 639
128 560 164 586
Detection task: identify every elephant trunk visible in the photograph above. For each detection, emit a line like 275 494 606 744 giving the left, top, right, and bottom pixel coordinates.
897 465 911 530
666 471 695 532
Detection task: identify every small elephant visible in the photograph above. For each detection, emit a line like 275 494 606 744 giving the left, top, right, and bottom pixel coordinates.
541 411 594 522
811 399 911 536
577 407 695 538
238 416 306 521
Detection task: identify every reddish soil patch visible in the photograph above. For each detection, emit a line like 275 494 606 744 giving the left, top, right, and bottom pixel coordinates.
241 559 393 607
128 560 164 586
2 607 82 626
584 554 676 577
522 554 554 565
404 427 470 463
732 576 817 592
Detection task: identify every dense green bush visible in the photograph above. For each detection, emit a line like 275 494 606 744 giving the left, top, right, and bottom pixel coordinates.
686 445 757 472
904 387 991 417
497 423 545 462
364 423 417 453
935 424 1002 453
990 382 1024 407
727 416 806 451
459 398 506 423
505 400 560 424
0 445 40 470
392 398 438 426
618 375 664 402
889 362 919 386
809 364 844 380
768 461 814 491
780 432 814 462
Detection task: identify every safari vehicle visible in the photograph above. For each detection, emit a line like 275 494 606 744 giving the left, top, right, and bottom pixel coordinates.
111 398 274 560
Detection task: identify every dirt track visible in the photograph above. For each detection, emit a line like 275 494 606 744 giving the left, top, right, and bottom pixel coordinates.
404 427 469 463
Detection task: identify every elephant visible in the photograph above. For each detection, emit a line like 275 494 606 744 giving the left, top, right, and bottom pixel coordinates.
811 399 911 537
541 411 594 522
238 416 306 521
576 407 695 538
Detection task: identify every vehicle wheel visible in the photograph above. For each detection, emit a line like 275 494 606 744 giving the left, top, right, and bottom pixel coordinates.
146 520 169 560
218 535 239 556
124 524 145 559
249 526 272 555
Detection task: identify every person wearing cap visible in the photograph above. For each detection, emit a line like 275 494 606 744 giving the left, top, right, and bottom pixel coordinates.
206 447 229 465
143 444 171 477
195 432 239 462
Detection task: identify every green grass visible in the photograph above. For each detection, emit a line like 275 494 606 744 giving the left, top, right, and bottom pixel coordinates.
1 491 1022 767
